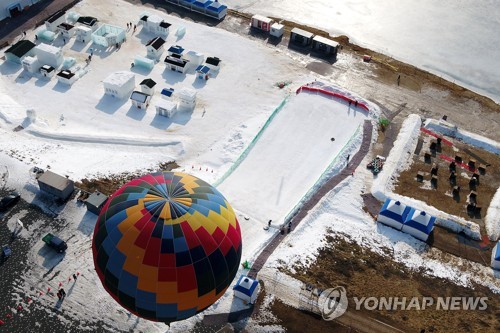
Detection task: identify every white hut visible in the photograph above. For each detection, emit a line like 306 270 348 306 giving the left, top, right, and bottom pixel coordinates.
290 27 314 46
233 275 259 304
103 71 135 99
312 35 340 57
146 37 166 60
34 44 63 68
140 78 156 96
92 24 126 47
45 10 66 32
139 13 171 36
155 99 178 118
270 22 284 38
491 241 500 270
76 16 98 31
22 56 40 74
75 26 92 43
164 54 189 74
177 88 196 110
251 15 273 32
130 91 151 109
56 69 77 85
58 22 75 38
205 56 221 72
40 65 56 79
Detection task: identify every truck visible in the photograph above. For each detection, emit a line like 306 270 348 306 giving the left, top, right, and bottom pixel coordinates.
42 233 68 253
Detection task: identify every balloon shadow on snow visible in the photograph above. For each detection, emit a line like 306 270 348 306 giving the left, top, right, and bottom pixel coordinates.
95 94 129 114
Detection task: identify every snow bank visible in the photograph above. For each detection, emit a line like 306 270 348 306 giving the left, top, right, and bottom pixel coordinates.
372 114 482 240
424 118 500 155
485 188 500 241
372 113 421 201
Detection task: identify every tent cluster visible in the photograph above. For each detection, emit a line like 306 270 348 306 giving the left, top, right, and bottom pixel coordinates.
377 199 436 242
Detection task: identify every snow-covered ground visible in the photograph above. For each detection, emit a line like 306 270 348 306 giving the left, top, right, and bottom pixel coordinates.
225 0 500 103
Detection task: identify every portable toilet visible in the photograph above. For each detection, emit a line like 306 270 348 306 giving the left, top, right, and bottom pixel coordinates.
270 22 284 38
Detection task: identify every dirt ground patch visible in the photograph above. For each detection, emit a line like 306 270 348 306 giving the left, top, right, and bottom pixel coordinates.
74 161 179 195
286 232 499 333
393 131 500 231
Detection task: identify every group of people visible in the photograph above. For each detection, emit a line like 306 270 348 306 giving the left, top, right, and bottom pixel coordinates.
126 22 137 32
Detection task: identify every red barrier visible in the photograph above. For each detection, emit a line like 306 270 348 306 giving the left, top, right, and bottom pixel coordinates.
439 154 474 172
296 85 370 112
420 128 453 146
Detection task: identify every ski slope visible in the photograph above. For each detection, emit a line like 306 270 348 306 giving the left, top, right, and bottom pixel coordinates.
218 90 368 257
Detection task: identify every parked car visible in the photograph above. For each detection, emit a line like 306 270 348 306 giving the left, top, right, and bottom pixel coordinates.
0 192 21 211
42 233 68 253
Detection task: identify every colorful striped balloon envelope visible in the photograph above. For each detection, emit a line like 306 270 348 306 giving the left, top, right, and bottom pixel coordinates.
92 171 242 323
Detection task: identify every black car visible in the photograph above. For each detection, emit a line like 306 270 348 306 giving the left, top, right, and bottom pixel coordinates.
0 192 21 211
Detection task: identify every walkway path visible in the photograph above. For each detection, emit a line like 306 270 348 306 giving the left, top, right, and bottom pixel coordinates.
248 120 373 278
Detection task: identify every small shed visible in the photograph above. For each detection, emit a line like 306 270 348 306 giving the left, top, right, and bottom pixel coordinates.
155 99 178 118
177 88 196 110
164 54 189 73
251 14 273 32
161 87 175 99
140 78 157 95
92 24 126 47
184 51 204 68
37 170 74 200
75 26 92 43
205 56 221 71
4 40 36 64
290 27 314 46
22 56 40 74
206 1 228 20
491 241 500 270
85 191 108 215
103 71 135 99
77 16 98 31
139 13 171 36
270 22 284 38
146 36 166 60
312 35 339 57
233 275 259 304
167 45 185 56
56 69 77 85
40 65 55 78
45 10 66 32
401 209 436 242
34 43 64 68
58 22 75 38
195 65 210 80
130 91 152 109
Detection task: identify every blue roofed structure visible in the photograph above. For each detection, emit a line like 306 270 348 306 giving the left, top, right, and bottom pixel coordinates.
233 275 259 304
179 0 196 9
376 198 410 231
192 0 212 13
401 208 436 242
167 45 185 55
161 87 175 98
206 1 227 19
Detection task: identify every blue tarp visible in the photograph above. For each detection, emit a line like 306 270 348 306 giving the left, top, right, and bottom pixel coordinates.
161 88 175 97
168 45 185 54
196 65 210 74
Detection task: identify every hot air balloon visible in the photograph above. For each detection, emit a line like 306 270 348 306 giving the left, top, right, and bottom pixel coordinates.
92 172 242 324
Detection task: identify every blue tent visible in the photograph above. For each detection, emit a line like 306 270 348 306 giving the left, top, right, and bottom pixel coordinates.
492 241 500 270
161 87 175 98
377 198 411 231
192 0 213 13
233 275 259 304
402 208 435 241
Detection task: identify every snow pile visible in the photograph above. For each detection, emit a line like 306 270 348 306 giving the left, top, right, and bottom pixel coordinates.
485 188 500 241
372 113 421 201
425 118 500 154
